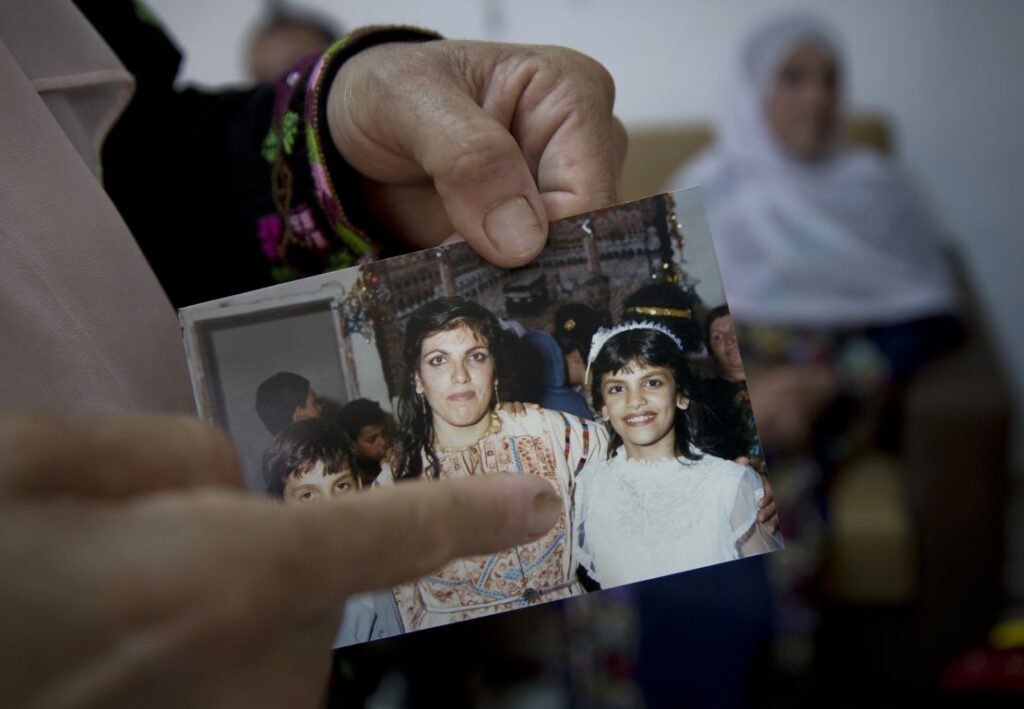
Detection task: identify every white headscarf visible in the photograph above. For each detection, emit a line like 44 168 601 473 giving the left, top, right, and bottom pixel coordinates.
672 14 959 327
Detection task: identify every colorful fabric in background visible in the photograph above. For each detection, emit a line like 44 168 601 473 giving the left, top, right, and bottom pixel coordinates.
90 0 440 308
564 589 645 708
734 316 962 677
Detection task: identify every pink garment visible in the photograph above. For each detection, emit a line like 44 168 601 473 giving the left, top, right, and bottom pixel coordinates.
0 1 193 412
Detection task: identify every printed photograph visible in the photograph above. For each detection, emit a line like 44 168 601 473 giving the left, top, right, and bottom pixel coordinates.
179 187 784 647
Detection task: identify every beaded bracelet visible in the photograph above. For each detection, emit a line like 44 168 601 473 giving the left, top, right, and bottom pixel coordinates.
259 26 442 283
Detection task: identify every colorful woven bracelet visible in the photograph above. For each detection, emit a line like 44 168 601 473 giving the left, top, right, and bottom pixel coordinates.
259 26 442 283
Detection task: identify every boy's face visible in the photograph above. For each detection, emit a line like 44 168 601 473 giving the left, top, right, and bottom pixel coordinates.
283 460 356 504
355 424 388 462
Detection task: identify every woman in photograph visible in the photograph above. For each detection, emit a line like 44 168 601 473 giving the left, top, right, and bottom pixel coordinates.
385 296 608 631
698 305 765 472
575 323 782 589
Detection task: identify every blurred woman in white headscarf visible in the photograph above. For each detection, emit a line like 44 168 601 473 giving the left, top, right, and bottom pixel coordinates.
670 13 963 457
664 14 965 677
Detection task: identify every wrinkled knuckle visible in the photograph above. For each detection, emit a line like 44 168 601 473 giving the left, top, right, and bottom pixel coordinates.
560 48 615 102
441 132 519 186
587 58 617 102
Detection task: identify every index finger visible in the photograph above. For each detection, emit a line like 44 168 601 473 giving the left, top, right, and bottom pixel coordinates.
279 474 562 601
0 414 243 499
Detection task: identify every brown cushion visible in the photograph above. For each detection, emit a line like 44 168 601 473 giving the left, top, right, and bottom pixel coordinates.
823 452 918 604
621 115 891 202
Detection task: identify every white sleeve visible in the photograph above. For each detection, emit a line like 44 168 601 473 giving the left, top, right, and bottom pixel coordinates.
374 462 396 486
729 466 784 555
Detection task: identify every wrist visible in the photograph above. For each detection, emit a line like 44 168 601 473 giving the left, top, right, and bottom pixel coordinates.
259 26 441 281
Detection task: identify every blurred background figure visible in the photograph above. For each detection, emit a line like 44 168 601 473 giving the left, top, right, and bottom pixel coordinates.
621 281 706 357
665 13 1014 707
519 330 592 420
255 370 321 436
246 1 340 83
552 303 611 415
699 305 765 472
336 397 392 487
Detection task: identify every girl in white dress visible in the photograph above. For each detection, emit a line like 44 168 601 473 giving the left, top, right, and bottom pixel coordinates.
575 322 782 589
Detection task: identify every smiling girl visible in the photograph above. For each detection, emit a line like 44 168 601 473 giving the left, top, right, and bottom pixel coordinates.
575 323 782 588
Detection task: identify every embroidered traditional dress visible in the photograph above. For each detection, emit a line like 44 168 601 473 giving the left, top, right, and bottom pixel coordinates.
388 408 607 631
574 448 781 589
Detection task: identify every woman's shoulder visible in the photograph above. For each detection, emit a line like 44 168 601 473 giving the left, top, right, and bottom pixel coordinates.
499 406 597 433
495 406 549 434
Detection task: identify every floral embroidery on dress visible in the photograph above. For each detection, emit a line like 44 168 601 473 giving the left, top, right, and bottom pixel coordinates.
392 408 605 632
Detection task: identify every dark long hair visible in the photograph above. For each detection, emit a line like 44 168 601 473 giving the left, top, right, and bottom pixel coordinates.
589 327 707 461
262 418 356 497
391 297 508 480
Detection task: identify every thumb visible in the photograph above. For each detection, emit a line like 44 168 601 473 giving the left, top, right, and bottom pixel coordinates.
329 42 549 266
416 93 549 265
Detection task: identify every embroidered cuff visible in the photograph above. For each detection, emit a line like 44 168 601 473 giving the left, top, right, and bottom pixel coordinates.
259 26 442 282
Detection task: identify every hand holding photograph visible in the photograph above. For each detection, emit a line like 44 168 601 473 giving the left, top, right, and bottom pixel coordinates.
179 187 784 647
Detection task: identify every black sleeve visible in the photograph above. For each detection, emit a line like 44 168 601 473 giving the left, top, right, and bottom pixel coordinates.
78 2 441 308
76 0 276 307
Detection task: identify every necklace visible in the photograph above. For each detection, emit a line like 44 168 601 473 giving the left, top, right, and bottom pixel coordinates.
435 411 502 452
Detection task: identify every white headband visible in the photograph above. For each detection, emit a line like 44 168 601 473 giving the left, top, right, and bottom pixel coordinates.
585 321 685 383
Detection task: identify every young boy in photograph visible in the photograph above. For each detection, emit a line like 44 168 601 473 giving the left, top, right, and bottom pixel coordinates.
263 418 404 644
336 398 392 488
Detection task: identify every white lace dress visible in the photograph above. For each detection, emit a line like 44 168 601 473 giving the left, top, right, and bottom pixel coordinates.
574 448 778 588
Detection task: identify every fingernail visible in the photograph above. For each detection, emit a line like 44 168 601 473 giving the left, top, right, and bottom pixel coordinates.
526 486 561 539
484 196 544 259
